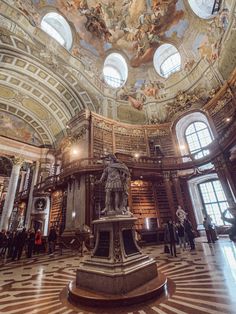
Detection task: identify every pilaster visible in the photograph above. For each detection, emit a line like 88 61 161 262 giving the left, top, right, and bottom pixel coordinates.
0 157 22 230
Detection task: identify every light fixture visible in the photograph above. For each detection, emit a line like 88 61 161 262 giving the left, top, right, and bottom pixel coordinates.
134 153 140 158
179 144 185 150
226 118 231 122
72 211 76 218
71 146 79 156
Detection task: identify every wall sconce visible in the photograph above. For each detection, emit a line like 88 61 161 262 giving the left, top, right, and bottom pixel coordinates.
71 146 79 156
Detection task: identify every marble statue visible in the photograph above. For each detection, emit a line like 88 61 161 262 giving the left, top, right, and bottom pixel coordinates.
99 154 131 215
176 205 187 224
221 207 236 242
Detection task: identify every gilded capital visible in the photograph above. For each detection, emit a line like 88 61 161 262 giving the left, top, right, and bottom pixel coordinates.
12 156 23 166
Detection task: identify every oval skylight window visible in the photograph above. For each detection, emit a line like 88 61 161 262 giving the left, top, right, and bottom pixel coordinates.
41 12 73 50
188 0 217 19
103 53 128 88
153 44 181 78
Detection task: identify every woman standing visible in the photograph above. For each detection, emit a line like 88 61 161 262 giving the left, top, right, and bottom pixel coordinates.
35 229 42 254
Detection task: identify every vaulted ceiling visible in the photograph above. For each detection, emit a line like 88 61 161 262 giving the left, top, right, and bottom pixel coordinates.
0 0 236 148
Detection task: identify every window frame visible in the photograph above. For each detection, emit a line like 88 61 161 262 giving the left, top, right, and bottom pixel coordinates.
103 53 128 89
184 120 213 158
188 0 216 19
41 12 73 50
160 52 181 78
153 43 181 78
198 179 229 226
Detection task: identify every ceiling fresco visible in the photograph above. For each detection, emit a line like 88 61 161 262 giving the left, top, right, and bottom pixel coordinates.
31 0 186 66
0 112 43 146
0 0 235 132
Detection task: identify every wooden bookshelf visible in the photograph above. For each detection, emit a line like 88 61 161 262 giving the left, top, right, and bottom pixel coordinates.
49 190 66 232
130 180 157 230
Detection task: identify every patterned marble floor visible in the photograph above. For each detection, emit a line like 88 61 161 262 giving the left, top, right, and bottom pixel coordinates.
0 236 236 314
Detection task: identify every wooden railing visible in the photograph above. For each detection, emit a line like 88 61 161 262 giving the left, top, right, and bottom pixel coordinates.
34 175 61 192
32 118 236 193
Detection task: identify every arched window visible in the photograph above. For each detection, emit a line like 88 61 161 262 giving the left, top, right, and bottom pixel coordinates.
198 179 231 226
175 112 215 159
41 12 73 50
103 53 128 88
153 44 181 78
188 0 217 19
185 121 213 159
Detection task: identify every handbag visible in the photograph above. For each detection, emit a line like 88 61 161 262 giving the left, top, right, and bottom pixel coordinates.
164 244 170 254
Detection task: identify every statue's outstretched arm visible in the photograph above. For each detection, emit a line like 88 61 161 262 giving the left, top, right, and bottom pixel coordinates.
221 209 234 224
99 168 108 182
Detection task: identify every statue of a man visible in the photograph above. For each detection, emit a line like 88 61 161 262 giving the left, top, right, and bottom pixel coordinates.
99 154 130 215
176 205 187 224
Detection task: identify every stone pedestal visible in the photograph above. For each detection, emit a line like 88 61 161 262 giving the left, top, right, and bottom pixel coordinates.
76 216 158 294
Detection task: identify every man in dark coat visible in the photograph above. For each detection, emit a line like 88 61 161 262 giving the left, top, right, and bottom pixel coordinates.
48 227 57 255
164 219 177 257
12 228 27 260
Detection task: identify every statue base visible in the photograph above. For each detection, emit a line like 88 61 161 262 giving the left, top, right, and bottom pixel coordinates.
68 272 167 307
68 216 166 306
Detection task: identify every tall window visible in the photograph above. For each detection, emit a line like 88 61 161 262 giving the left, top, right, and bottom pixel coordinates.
199 180 230 226
185 121 213 159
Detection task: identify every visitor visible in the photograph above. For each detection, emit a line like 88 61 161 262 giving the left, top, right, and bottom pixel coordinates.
164 219 177 257
0 229 8 258
12 228 27 260
203 215 215 243
48 226 57 255
184 218 195 250
176 222 186 250
35 229 42 254
27 229 35 258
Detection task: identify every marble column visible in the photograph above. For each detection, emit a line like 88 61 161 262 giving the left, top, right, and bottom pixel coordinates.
25 161 40 228
23 167 31 191
0 157 22 230
163 171 176 219
213 156 235 206
64 175 86 234
64 178 76 232
0 181 4 200
172 171 184 208
74 175 86 228
19 171 26 193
